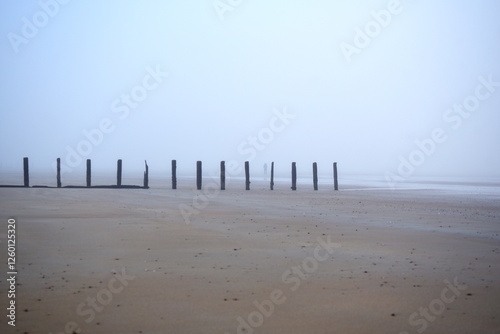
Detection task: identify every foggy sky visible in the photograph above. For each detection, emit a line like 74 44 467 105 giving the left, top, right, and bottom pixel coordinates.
1 1 500 181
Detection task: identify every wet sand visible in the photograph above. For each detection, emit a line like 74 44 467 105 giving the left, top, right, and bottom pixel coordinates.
1 178 499 334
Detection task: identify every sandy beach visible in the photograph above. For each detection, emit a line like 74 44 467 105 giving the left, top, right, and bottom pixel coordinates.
1 177 499 334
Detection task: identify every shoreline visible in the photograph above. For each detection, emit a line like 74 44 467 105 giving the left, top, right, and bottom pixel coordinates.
1 172 500 192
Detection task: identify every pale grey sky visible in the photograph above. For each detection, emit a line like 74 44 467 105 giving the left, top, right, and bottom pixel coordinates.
1 1 499 181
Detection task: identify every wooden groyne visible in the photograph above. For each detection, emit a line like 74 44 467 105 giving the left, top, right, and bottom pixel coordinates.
0 158 339 191
0 157 148 189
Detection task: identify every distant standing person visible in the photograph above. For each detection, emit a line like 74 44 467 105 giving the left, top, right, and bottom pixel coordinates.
263 163 268 181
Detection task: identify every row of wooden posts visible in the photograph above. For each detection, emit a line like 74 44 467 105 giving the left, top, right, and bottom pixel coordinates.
0 157 147 189
196 160 339 191
1 157 339 191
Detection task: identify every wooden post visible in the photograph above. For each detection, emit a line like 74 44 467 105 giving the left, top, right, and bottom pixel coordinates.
117 159 122 187
220 161 225 190
270 161 274 190
23 157 29 187
143 160 149 189
86 159 91 187
196 161 202 190
313 162 318 191
171 160 177 189
245 161 250 190
291 162 297 191
333 162 338 191
56 158 61 188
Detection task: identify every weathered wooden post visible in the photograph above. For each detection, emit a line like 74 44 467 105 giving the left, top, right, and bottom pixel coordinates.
333 162 338 191
220 161 225 190
291 162 297 191
196 161 202 190
56 157 61 188
143 160 149 189
86 159 91 187
313 162 318 191
23 157 29 187
245 161 250 190
270 161 274 190
117 159 122 187
171 160 177 189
